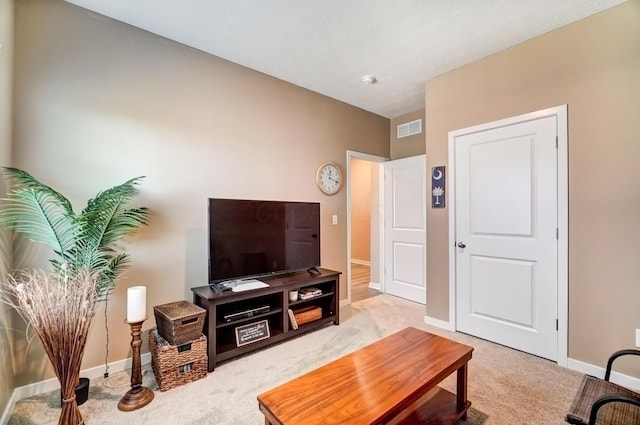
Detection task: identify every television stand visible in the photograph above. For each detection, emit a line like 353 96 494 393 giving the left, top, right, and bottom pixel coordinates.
192 268 340 372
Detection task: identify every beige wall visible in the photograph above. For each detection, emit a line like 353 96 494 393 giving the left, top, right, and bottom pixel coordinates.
349 158 371 263
11 0 389 386
0 0 15 415
390 109 426 159
425 1 640 375
368 163 382 286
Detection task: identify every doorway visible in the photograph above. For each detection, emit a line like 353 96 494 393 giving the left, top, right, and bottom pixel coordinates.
346 151 428 306
346 150 386 304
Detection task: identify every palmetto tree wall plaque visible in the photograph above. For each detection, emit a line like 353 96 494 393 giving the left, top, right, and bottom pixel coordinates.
431 166 445 208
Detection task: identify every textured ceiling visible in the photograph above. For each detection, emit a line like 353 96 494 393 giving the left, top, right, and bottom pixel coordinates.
65 0 627 119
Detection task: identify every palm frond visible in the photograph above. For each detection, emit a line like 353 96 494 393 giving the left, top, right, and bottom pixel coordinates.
3 167 74 213
100 207 150 246
83 177 145 215
96 253 131 299
0 189 78 258
67 242 108 271
80 177 149 250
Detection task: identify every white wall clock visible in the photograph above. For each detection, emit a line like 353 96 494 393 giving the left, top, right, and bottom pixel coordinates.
316 162 343 195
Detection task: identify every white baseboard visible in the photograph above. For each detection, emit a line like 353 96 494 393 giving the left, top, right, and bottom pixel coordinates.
368 281 381 291
1 353 152 424
350 259 371 266
0 390 17 425
340 299 350 307
423 315 455 332
420 320 640 391
567 357 640 391
419 316 640 390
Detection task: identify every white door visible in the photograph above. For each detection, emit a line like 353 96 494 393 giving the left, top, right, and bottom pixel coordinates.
384 155 427 304
454 115 558 361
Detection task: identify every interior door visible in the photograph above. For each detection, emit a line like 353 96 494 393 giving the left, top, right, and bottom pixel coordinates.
454 115 558 361
384 155 426 304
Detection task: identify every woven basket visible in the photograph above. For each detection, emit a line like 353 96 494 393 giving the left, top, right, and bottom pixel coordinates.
293 306 322 326
149 329 207 392
153 300 206 346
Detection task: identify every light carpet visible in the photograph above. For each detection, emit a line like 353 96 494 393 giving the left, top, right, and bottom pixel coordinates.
8 294 583 424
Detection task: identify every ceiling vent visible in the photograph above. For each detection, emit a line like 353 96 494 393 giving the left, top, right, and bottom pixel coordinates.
397 119 422 139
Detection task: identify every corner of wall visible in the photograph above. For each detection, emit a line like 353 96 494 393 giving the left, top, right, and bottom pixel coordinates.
0 0 15 419
389 109 426 160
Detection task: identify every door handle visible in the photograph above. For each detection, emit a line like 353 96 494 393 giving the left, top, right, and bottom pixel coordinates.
457 242 466 248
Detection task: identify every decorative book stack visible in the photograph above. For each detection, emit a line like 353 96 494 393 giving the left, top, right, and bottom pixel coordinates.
298 287 322 300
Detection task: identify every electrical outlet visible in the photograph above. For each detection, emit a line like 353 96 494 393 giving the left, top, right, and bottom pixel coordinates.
636 329 640 348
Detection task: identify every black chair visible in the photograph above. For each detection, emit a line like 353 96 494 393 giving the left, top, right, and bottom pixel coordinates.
566 349 640 425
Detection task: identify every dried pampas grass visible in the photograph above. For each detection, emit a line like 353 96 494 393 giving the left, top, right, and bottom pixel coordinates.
1 267 99 425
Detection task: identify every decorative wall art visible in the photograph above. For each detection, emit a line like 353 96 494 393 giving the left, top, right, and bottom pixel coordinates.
431 166 445 208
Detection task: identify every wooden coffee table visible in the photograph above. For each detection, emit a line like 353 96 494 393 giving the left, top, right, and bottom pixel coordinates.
257 327 473 425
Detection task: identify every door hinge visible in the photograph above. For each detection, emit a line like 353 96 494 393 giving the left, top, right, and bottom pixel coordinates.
556 136 558 148
556 319 559 331
556 228 559 240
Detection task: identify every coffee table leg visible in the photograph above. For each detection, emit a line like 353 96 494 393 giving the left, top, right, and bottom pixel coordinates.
259 404 280 425
457 362 468 420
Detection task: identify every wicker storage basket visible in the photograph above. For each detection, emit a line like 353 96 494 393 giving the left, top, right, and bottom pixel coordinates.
293 306 322 326
149 329 207 392
153 300 206 346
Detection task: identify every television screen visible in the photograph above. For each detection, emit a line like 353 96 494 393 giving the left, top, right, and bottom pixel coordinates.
208 198 321 283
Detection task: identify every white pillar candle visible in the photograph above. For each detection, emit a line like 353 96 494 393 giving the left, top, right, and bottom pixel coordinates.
127 286 147 322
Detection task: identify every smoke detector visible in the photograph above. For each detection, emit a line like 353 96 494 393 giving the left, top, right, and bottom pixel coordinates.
361 75 377 85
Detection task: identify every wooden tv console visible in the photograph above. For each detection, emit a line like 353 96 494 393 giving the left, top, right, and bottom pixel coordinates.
191 268 340 372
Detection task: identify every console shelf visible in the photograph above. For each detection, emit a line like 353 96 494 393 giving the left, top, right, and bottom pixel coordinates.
289 291 335 307
215 308 283 329
192 268 340 372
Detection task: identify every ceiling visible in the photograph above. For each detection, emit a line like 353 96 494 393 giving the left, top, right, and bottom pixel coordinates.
65 0 627 119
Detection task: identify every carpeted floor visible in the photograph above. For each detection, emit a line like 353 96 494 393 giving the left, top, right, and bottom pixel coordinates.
8 294 583 424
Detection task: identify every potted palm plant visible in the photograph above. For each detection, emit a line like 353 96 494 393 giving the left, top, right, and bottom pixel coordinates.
0 167 150 423
0 167 150 299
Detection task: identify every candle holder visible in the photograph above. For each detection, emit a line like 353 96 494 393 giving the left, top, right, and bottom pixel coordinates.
118 317 154 411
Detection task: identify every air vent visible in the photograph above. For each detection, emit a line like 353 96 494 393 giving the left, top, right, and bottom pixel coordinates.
397 119 422 139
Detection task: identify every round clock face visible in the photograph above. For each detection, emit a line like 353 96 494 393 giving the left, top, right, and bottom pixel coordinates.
316 162 342 195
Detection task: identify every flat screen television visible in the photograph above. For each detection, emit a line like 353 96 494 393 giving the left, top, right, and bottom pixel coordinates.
207 198 321 284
